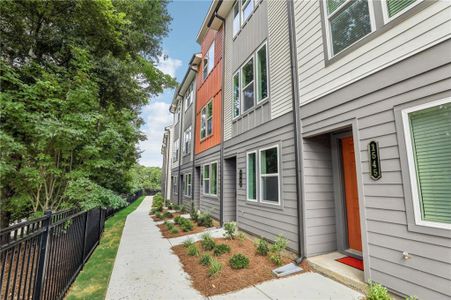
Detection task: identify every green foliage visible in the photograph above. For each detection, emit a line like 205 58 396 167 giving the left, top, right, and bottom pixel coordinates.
169 227 179 234
213 244 231 256
187 244 199 257
208 258 222 277
162 211 173 219
269 235 288 266
182 238 194 248
367 281 391 300
255 239 270 256
199 254 212 266
174 204 181 211
0 0 175 225
237 232 246 245
165 222 174 231
127 165 162 192
155 211 162 219
179 219 193 232
223 222 237 239
405 296 417 300
200 233 216 251
197 213 213 228
174 216 183 225
190 206 198 222
229 254 250 269
167 202 174 210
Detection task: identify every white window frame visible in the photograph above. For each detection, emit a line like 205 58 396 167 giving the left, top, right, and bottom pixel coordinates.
174 101 181 124
173 139 179 162
258 144 281 205
184 82 194 111
256 42 268 103
202 162 218 196
201 100 213 140
203 42 215 80
241 0 254 25
232 70 241 120
241 55 255 114
381 0 422 24
322 0 376 59
183 126 192 155
401 98 451 230
184 173 192 197
233 1 241 37
246 150 258 202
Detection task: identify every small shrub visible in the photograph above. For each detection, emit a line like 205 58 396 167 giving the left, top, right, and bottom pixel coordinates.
405 297 417 300
199 253 212 266
174 216 183 225
155 211 162 219
255 239 269 256
180 205 188 213
167 202 174 209
174 204 181 211
367 281 391 300
213 244 231 256
269 235 288 266
182 238 194 248
165 222 174 231
187 244 200 256
162 211 173 219
223 222 237 239
208 258 222 277
269 253 283 266
237 232 246 245
200 233 216 251
190 206 198 222
229 254 250 269
197 213 213 227
169 227 179 234
180 219 194 232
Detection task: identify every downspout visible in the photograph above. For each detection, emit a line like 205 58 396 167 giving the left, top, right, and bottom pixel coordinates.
177 96 184 206
191 71 197 211
287 0 306 260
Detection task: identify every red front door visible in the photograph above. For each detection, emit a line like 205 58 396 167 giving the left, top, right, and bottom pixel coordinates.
341 136 362 252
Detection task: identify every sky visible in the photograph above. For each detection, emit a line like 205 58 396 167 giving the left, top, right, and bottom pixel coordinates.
138 0 211 167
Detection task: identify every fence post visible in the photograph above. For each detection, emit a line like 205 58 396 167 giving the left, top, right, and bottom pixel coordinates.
81 211 89 263
33 210 52 300
98 208 102 242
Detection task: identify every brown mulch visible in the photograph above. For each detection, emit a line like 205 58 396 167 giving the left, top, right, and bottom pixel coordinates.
158 223 208 238
172 237 310 296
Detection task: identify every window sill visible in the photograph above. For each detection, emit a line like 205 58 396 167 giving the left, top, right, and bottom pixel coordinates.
200 134 214 143
233 97 269 123
202 194 219 199
245 199 283 210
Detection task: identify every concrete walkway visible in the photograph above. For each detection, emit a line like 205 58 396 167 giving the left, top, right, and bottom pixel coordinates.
106 196 363 300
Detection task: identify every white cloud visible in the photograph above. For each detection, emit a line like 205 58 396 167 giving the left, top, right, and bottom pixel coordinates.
156 55 182 78
138 97 173 167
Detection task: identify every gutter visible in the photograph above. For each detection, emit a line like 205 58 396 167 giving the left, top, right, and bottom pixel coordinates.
287 0 306 260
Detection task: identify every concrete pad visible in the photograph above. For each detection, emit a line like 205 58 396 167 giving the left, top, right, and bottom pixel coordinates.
210 284 271 300
106 196 204 300
255 272 363 300
169 228 226 246
308 252 367 292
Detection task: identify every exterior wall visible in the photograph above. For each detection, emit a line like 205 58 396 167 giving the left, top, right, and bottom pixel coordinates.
299 40 451 299
222 157 236 223
182 77 196 166
224 113 299 252
170 169 179 204
180 163 193 209
294 0 451 105
195 28 223 154
194 146 221 220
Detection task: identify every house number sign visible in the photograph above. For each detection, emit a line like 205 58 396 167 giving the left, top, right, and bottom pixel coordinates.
368 141 382 180
239 169 243 187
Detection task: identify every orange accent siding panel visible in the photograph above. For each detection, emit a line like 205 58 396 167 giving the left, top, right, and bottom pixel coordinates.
195 27 223 155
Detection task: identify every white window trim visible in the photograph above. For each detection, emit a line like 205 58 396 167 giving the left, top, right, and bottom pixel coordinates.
258 144 281 206
381 0 422 24
183 126 192 155
184 173 192 197
322 0 376 59
401 98 451 230
241 55 255 114
233 1 241 38
202 162 218 197
232 70 241 120
256 42 269 103
201 100 214 141
246 150 258 202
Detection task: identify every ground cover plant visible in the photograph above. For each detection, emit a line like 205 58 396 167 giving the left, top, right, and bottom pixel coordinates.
157 213 218 238
171 235 297 296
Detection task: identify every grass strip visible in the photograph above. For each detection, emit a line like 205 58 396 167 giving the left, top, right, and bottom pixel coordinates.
65 196 145 300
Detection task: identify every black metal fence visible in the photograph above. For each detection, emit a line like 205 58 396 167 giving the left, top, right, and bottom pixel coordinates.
0 190 152 300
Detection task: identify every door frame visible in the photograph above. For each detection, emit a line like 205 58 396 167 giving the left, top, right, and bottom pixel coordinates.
331 131 363 260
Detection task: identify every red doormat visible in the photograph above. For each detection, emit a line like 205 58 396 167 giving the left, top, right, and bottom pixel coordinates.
336 256 364 271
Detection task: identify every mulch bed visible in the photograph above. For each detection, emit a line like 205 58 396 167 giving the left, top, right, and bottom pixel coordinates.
150 210 183 222
172 237 310 296
157 223 210 238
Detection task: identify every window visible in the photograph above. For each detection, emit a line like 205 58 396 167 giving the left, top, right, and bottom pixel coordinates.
247 152 257 201
323 0 373 56
202 162 218 196
173 176 177 194
173 139 179 162
241 0 254 24
233 72 240 118
384 0 419 20
200 101 213 140
203 42 215 80
183 126 191 155
184 174 192 197
242 57 254 112
402 99 451 229
256 43 268 102
184 82 194 111
233 2 240 37
174 102 181 124
259 146 279 204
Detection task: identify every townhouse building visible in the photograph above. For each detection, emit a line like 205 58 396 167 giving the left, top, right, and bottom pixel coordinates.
162 0 450 298
160 126 173 203
168 54 201 207
292 0 451 298
194 25 224 222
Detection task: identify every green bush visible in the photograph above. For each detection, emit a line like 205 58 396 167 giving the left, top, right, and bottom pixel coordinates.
162 211 173 219
165 222 174 231
223 222 237 239
200 233 216 251
199 253 212 266
174 216 183 225
155 211 162 219
197 213 213 227
237 232 246 245
174 204 181 211
367 281 391 300
167 202 174 209
152 193 164 211
180 205 188 213
180 219 193 232
190 206 198 222
229 254 250 269
182 238 194 248
269 235 288 266
255 239 269 256
213 244 231 256
208 258 222 277
187 244 200 256
169 227 179 234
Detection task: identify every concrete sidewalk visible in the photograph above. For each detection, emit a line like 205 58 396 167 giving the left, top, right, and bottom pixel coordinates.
106 196 363 300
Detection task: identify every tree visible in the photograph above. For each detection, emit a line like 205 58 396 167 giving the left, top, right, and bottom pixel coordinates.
0 0 175 226
128 165 162 192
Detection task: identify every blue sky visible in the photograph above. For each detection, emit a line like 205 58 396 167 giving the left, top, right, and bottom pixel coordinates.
138 0 211 167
